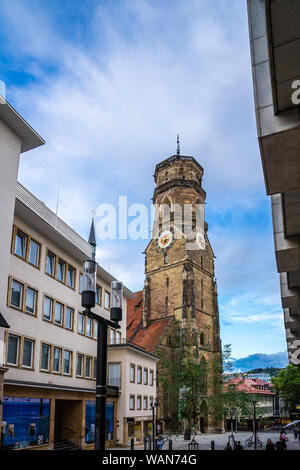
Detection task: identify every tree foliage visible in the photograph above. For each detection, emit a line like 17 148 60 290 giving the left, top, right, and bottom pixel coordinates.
271 364 300 413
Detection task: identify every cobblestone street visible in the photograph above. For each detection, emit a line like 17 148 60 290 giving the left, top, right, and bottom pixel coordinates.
112 431 300 451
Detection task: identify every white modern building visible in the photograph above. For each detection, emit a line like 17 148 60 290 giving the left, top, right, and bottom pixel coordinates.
0 97 157 450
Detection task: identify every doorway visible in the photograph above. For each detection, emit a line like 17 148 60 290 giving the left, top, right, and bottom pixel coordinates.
54 399 82 447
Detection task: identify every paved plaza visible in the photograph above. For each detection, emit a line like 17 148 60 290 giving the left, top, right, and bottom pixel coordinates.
112 431 300 451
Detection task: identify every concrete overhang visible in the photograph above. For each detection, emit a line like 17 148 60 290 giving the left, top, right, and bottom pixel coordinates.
266 0 300 115
0 97 45 153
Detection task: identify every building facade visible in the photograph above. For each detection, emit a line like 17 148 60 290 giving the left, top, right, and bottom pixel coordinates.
127 153 222 433
247 0 300 366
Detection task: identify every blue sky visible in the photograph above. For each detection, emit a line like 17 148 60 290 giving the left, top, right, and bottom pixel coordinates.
0 0 287 359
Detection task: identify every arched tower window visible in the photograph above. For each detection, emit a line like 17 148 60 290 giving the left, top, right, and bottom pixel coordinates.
165 171 169 182
200 332 205 346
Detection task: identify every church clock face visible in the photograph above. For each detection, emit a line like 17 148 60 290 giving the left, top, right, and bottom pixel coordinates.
157 230 174 250
196 231 206 250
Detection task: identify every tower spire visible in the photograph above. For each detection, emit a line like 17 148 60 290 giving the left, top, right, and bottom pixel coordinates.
176 134 180 155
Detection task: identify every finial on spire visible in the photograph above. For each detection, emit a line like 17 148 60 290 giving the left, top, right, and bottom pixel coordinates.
176 134 180 155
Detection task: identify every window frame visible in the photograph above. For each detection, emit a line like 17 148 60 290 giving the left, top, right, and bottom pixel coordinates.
65 306 74 331
6 333 20 367
45 249 56 277
52 346 62 374
8 277 38 318
22 338 35 369
57 258 66 284
144 368 148 385
96 285 102 305
12 225 41 269
137 366 142 384
40 343 51 372
104 290 111 310
130 364 135 383
149 369 154 386
129 395 135 410
136 395 142 410
66 264 76 289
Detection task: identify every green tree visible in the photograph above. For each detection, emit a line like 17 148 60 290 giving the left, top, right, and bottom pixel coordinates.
271 364 300 414
208 344 253 429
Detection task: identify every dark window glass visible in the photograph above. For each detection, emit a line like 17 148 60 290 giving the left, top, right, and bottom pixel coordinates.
64 350 71 375
67 266 75 288
57 259 65 282
11 280 23 308
7 335 19 365
41 344 50 370
22 339 33 368
46 251 55 276
65 307 73 329
54 302 63 325
43 297 52 321
15 230 27 258
29 240 40 266
53 347 61 373
25 287 36 314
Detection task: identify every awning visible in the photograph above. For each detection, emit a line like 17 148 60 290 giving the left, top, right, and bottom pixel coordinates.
0 313 10 328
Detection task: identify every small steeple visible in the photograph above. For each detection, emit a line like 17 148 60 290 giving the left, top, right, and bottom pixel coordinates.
176 134 180 155
88 216 96 260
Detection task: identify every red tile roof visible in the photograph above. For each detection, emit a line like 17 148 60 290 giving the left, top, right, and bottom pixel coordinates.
226 375 274 395
126 291 172 354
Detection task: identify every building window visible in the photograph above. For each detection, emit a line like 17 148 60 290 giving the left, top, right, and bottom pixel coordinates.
43 296 53 321
67 265 75 288
116 331 121 344
164 253 168 265
200 332 205 346
86 317 92 337
57 259 66 283
77 354 84 377
14 229 27 259
22 338 34 368
108 363 121 388
53 347 62 373
96 285 102 305
137 366 142 384
41 344 50 371
93 359 97 379
54 302 64 325
143 396 148 410
130 395 135 410
29 239 40 266
149 370 154 386
2 397 50 449
94 321 98 340
63 350 72 375
65 307 74 330
144 368 148 385
79 273 83 293
46 250 56 276
7 334 20 366
110 328 115 345
149 396 153 409
11 280 23 309
85 356 92 378
130 364 135 383
25 287 37 315
104 291 110 310
85 401 114 443
78 313 85 334
137 395 141 410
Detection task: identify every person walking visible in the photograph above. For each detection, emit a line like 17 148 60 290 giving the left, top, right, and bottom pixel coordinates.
156 434 166 450
275 437 286 452
224 441 232 451
235 441 244 451
293 427 298 439
265 439 275 452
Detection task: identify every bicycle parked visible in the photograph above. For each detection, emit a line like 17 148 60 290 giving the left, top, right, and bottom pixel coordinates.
245 433 263 448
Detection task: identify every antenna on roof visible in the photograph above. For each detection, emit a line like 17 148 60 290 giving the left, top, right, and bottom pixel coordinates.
176 134 180 155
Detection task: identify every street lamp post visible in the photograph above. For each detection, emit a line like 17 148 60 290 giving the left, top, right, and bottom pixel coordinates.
82 220 122 451
150 399 159 450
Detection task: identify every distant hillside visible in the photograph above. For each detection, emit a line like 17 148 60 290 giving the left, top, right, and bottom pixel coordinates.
246 367 283 377
230 351 288 372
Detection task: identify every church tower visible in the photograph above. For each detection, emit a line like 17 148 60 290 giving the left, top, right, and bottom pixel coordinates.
142 143 222 432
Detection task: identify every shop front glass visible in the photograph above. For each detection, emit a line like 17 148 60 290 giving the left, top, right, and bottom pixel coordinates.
85 400 114 444
2 397 50 448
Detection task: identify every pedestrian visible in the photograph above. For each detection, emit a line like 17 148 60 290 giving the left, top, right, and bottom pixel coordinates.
293 427 298 439
265 439 275 452
275 437 286 452
224 441 232 451
281 432 288 449
156 434 166 450
235 441 244 451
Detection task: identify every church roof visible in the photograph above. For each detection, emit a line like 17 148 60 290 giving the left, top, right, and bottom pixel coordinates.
127 291 172 354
